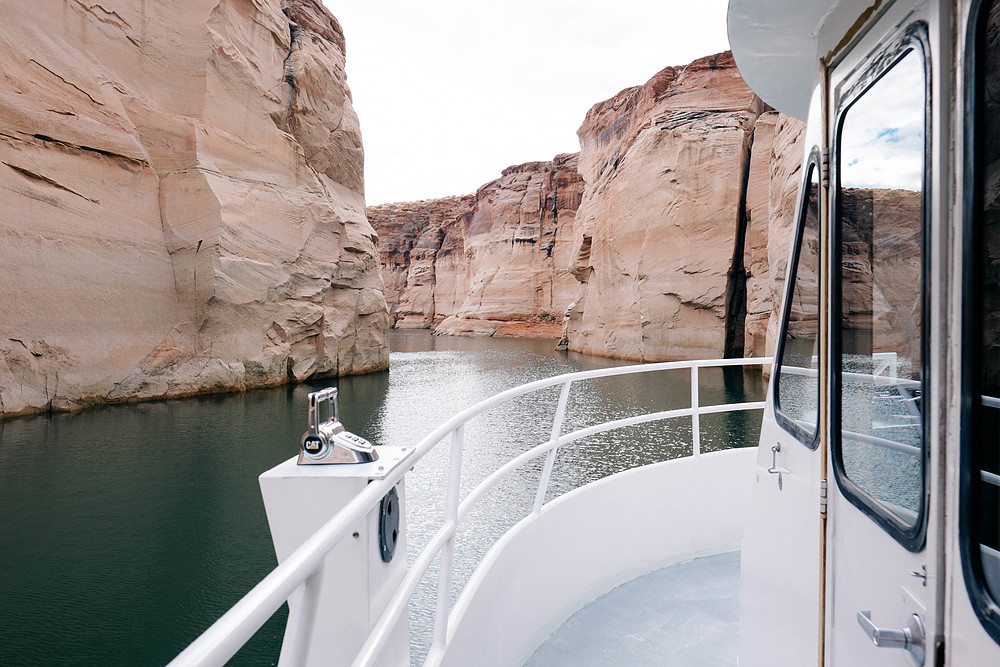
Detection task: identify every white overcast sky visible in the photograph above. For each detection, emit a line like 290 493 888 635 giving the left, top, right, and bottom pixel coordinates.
322 1 732 205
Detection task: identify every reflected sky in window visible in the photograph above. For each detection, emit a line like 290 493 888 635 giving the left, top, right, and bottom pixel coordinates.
840 49 925 191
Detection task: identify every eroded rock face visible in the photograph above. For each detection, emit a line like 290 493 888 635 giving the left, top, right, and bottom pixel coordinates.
368 195 476 328
370 154 583 336
446 154 583 330
0 0 388 418
564 52 806 362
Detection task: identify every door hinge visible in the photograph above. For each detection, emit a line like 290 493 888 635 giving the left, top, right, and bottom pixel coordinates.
819 478 828 515
821 147 830 188
935 639 945 666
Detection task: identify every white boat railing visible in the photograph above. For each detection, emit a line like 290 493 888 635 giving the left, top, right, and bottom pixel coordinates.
168 357 772 667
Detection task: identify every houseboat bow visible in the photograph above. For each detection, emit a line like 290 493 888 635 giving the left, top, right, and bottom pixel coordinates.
170 0 1000 664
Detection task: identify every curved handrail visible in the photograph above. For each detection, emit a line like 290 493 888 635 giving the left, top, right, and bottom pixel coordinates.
169 357 772 667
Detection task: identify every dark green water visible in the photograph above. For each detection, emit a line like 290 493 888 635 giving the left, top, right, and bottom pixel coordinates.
0 331 764 666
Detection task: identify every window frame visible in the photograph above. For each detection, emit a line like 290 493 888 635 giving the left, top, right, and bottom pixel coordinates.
961 0 1000 645
772 148 823 450
830 21 932 552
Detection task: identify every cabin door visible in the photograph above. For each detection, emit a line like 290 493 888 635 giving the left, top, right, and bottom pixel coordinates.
824 12 941 667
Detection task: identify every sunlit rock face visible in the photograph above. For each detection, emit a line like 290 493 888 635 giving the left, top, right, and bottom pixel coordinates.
444 154 583 334
564 52 805 361
370 154 583 337
0 0 388 418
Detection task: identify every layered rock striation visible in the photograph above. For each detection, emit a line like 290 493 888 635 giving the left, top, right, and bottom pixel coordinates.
370 154 583 337
0 0 388 418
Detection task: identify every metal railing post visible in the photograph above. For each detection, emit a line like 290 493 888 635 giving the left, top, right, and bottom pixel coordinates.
431 425 465 652
691 365 701 457
277 567 324 665
533 381 573 514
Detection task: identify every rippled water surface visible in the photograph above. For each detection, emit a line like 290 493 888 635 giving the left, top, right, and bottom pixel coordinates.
0 331 764 665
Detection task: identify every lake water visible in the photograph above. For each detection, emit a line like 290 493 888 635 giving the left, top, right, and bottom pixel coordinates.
0 331 764 666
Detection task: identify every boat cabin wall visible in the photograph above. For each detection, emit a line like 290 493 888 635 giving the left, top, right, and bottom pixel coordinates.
739 82 828 667
735 0 1000 664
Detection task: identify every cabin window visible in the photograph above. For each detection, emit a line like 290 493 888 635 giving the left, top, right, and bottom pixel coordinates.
773 157 821 447
964 0 1000 643
833 39 928 548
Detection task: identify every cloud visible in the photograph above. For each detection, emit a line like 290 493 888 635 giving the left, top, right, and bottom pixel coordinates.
839 49 925 192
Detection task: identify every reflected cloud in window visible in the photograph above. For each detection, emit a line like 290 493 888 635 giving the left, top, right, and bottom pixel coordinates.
840 52 925 191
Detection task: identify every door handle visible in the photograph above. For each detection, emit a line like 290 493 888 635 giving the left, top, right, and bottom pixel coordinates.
857 611 925 666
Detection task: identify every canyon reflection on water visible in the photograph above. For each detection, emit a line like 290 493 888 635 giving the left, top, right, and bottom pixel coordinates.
0 330 764 666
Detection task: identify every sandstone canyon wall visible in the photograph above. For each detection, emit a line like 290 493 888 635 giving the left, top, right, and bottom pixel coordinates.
369 195 476 329
840 186 924 366
0 0 388 418
369 154 584 337
565 52 805 361
371 52 806 362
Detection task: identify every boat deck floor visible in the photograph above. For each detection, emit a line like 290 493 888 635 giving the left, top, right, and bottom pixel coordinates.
524 550 740 667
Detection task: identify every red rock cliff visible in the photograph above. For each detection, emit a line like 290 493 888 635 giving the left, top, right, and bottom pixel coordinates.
369 153 584 337
565 52 805 361
369 195 476 328
0 0 388 418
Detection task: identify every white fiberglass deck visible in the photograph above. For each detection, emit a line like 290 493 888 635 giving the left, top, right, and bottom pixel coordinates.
526 551 740 667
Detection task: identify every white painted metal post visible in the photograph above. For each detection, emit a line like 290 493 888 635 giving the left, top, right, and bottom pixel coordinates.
279 568 324 665
691 365 701 457
432 425 465 651
533 381 573 514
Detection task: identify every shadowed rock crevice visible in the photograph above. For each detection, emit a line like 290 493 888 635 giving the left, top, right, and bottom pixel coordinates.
724 113 760 358
3 161 99 203
278 22 300 127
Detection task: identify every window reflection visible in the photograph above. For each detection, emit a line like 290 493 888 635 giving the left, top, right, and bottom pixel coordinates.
776 164 820 441
975 0 1000 608
837 48 925 525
